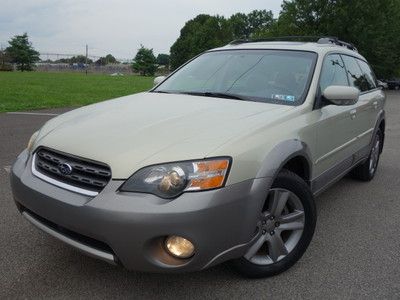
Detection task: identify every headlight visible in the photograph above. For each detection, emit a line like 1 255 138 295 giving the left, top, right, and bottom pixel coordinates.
120 158 231 198
27 131 39 152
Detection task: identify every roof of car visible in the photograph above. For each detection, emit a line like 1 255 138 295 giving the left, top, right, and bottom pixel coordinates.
211 41 366 60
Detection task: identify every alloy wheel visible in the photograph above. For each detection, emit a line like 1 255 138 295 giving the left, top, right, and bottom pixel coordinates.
245 188 305 265
369 136 380 176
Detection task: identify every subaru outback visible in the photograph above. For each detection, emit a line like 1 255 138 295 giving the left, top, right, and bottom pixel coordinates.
10 37 385 278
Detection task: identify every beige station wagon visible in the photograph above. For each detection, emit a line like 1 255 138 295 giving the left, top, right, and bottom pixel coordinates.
11 37 385 278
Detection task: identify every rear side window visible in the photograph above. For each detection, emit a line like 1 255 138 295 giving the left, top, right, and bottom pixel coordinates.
357 59 377 89
320 54 349 92
341 55 373 92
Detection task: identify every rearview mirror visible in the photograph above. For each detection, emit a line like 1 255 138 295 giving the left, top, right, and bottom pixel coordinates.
322 86 359 106
153 76 166 87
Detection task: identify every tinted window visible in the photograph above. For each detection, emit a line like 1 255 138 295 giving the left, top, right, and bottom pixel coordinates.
341 55 372 92
320 54 349 91
155 50 317 106
357 59 377 89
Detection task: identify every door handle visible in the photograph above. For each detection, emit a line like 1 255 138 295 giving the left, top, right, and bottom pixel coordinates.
350 109 357 119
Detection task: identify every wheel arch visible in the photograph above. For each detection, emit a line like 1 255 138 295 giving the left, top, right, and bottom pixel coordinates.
256 140 313 186
374 110 385 153
378 118 385 153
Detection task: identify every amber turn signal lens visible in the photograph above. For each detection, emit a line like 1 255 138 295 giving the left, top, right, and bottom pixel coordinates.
27 131 39 152
186 159 230 191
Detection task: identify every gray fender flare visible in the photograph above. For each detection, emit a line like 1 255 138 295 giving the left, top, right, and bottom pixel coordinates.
372 110 385 151
256 139 313 184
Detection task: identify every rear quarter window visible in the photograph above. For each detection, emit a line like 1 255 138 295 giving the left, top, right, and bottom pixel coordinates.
356 59 378 89
341 55 375 92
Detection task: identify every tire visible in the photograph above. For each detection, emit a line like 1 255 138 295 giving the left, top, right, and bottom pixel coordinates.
351 129 382 181
231 170 316 278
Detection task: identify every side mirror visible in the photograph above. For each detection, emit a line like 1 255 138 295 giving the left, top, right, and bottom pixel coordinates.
322 86 359 106
153 76 166 87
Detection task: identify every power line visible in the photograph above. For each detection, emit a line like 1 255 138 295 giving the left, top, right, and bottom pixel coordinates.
38 51 132 63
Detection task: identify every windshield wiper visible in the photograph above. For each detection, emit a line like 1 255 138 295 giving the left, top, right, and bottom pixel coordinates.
204 92 247 100
153 90 248 100
179 91 246 100
153 90 172 94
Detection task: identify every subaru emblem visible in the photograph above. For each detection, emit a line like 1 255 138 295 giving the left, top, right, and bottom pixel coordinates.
58 163 73 175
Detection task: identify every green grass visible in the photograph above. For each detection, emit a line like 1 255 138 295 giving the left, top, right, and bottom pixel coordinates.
0 72 154 112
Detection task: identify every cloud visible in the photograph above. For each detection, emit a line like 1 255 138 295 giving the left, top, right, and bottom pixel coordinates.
0 0 283 59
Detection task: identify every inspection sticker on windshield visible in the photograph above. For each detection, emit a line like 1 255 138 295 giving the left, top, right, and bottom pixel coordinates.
272 94 296 102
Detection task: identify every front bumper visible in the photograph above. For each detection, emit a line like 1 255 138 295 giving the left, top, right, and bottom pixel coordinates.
11 150 272 272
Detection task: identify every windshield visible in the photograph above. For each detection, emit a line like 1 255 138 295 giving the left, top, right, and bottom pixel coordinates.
153 50 317 105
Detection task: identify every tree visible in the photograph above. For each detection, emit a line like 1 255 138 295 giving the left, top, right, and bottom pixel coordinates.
105 54 118 64
229 13 251 39
0 48 13 71
95 57 107 66
69 55 93 64
54 56 93 65
170 2 400 76
5 33 40 71
170 15 234 70
272 0 400 78
96 54 118 66
132 45 157 76
247 10 275 36
157 54 170 66
170 11 275 70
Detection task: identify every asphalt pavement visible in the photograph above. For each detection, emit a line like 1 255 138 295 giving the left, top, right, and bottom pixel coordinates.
1 93 399 299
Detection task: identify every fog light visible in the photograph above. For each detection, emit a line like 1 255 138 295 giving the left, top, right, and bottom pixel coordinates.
165 236 195 259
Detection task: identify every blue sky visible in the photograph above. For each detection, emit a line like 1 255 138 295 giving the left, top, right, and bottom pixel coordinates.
0 0 283 60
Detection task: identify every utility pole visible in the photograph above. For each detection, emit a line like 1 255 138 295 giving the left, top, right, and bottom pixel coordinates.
85 44 88 75
0 43 3 67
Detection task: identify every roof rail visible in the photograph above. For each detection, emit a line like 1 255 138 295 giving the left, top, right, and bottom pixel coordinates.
317 37 358 52
229 36 358 52
229 36 322 45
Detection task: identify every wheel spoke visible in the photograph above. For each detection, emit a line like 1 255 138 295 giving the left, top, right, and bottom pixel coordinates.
279 221 304 231
244 236 266 260
369 138 380 174
270 190 289 217
279 210 304 223
268 234 288 262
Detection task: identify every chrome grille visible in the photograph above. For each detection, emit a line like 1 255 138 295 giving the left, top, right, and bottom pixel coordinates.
33 147 111 195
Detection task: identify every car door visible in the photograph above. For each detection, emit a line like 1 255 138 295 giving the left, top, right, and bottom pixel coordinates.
313 53 358 185
341 55 384 155
355 58 385 148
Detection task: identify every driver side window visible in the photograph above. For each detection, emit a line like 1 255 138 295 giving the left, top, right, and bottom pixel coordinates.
320 54 349 92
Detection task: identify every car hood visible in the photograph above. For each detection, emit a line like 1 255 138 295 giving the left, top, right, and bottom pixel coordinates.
35 92 293 179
